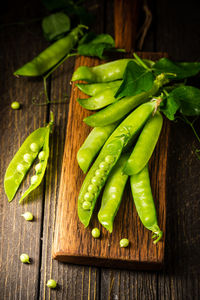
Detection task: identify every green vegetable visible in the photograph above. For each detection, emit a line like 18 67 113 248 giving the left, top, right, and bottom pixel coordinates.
77 86 121 110
14 25 86 77
98 153 129 233
4 113 54 202
120 238 129 248
46 279 57 289
91 228 100 238
76 81 122 97
77 123 118 173
11 101 20 110
84 73 168 127
20 253 30 263
130 165 163 243
124 111 163 175
21 211 34 221
42 12 71 41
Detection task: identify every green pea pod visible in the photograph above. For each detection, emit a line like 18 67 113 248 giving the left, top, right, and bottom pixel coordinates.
78 101 157 227
78 135 127 227
77 86 121 110
4 128 48 202
124 112 163 175
84 73 168 127
77 123 118 173
98 153 129 233
76 80 122 96
19 126 51 203
72 59 155 83
130 165 163 244
14 25 86 77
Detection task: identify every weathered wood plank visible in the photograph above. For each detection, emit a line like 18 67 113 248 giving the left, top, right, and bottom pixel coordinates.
0 1 48 299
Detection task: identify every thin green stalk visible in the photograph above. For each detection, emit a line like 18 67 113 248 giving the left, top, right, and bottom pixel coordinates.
133 53 150 70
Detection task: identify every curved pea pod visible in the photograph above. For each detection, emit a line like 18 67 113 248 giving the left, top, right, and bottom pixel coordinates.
130 165 163 243
14 25 85 77
4 128 48 202
100 101 157 152
84 73 168 127
76 80 122 96
78 135 127 227
124 112 163 175
98 153 129 233
72 58 155 83
77 123 118 173
77 86 121 110
19 126 51 203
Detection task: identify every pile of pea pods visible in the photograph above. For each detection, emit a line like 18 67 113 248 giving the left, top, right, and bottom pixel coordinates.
72 59 166 244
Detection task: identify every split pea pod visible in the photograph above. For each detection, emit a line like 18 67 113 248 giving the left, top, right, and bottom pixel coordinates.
124 112 163 175
84 73 168 127
72 59 154 83
77 86 121 110
76 80 122 96
78 135 127 227
4 128 48 201
78 102 156 227
98 153 129 233
77 123 118 173
130 165 163 243
14 25 86 77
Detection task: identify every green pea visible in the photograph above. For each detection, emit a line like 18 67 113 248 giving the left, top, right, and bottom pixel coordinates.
11 101 20 110
88 184 98 193
20 253 30 263
84 192 94 202
17 163 26 174
35 163 42 174
99 161 109 170
120 238 129 248
30 143 39 152
21 211 34 221
23 153 32 164
91 176 103 186
95 169 105 177
91 228 100 238
105 155 115 164
31 175 38 185
46 279 57 289
38 151 45 161
82 201 91 210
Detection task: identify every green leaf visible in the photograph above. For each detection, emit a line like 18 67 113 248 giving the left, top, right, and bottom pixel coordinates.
153 58 200 80
115 61 154 98
77 33 115 59
42 12 70 41
160 86 200 120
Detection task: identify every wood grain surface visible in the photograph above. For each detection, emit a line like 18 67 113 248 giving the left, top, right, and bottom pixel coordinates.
53 52 169 270
0 0 200 299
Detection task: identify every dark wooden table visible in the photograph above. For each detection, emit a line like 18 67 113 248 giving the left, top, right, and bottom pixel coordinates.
0 0 200 299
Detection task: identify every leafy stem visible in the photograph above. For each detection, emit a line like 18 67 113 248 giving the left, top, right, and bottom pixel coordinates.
133 53 150 70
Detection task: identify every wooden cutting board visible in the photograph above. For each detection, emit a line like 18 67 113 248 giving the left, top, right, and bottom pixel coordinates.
52 52 169 270
53 0 169 270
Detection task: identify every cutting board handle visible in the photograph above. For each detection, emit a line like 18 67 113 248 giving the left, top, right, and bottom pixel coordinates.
114 0 140 51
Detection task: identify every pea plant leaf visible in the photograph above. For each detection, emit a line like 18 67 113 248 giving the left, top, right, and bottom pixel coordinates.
42 12 71 41
160 86 200 120
77 33 115 59
115 61 154 99
153 58 200 80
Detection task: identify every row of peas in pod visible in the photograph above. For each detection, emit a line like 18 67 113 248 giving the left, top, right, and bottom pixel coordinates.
72 58 167 243
4 112 54 203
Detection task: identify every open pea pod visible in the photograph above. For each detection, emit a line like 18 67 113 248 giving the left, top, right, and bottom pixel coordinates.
19 126 51 203
4 128 48 202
